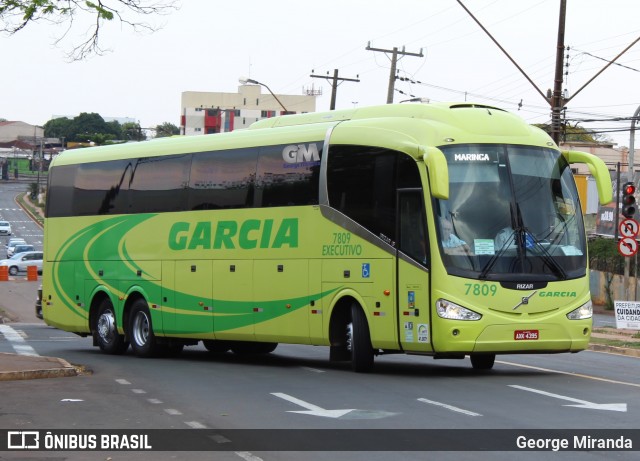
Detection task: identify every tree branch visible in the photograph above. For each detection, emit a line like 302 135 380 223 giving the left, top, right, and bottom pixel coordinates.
0 0 178 60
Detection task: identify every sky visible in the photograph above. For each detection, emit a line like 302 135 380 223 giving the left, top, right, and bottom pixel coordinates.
1 0 639 147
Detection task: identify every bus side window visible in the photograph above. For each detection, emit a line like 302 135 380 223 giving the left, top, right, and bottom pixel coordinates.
327 146 396 243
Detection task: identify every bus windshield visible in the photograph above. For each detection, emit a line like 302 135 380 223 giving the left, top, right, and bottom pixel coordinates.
434 144 585 282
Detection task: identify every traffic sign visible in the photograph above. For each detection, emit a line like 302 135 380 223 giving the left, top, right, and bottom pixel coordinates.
619 218 640 238
618 237 639 257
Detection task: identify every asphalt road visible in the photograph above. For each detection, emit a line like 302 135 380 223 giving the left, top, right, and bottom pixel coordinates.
0 181 43 323
1 180 639 461
1 319 640 461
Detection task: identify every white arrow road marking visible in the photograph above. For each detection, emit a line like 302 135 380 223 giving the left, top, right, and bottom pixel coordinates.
417 398 482 416
271 392 355 418
509 385 627 412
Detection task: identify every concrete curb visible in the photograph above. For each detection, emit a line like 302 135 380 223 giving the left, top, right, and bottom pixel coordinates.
588 343 640 358
0 366 78 381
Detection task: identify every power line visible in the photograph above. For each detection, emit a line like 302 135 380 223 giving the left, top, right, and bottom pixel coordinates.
365 43 424 103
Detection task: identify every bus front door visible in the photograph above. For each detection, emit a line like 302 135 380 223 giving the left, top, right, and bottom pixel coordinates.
397 190 433 353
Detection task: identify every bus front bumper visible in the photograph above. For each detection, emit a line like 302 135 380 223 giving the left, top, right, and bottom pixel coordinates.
433 321 591 354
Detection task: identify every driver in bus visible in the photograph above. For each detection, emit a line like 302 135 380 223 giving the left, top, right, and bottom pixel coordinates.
441 217 470 254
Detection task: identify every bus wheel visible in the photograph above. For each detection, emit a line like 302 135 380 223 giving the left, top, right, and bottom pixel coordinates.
203 340 230 354
348 305 374 373
470 353 495 370
94 298 129 355
129 299 160 358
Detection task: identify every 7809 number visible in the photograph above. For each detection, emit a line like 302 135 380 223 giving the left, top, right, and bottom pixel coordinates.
464 283 497 296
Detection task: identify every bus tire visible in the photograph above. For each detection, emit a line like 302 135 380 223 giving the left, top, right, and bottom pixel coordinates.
470 353 495 370
129 299 161 358
349 305 374 373
94 297 129 355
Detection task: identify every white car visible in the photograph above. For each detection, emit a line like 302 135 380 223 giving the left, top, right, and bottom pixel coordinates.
0 221 11 236
7 244 35 258
0 251 43 276
6 237 26 249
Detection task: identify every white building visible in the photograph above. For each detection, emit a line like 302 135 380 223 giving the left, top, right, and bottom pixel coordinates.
180 84 317 135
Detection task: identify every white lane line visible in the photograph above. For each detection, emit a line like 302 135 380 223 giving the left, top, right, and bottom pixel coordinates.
185 421 208 429
0 324 38 356
147 398 163 404
417 398 482 416
131 389 147 394
164 408 183 416
497 360 640 388
115 378 131 385
235 452 264 461
300 366 325 373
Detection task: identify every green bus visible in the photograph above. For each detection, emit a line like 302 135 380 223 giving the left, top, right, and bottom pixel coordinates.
42 103 612 372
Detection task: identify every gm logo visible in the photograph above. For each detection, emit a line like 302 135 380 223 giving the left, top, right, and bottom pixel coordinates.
282 143 320 164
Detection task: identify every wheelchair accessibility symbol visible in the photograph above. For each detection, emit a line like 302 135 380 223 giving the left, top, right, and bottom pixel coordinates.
362 263 370 278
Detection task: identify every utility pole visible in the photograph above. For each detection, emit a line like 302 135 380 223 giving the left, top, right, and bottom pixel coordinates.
366 43 424 103
309 69 360 110
550 0 568 144
457 0 640 146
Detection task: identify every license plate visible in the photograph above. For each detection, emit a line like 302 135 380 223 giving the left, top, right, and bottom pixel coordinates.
514 329 539 340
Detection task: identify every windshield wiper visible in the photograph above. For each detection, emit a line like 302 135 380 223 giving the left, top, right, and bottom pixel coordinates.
526 230 568 280
479 229 515 280
479 201 569 280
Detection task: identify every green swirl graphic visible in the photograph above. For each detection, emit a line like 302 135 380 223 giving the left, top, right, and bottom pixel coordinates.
51 214 338 334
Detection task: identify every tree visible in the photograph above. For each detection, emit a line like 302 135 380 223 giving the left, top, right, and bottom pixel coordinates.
69 112 111 142
44 113 149 145
0 1 177 60
121 122 146 141
43 117 73 139
534 123 613 144
155 122 179 138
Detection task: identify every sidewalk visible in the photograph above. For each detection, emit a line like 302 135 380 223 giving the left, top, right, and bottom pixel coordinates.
0 352 77 381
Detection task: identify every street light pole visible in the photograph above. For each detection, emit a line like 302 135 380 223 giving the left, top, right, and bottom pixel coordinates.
239 77 288 112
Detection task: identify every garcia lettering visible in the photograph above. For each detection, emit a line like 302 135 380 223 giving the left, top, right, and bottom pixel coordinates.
168 218 298 250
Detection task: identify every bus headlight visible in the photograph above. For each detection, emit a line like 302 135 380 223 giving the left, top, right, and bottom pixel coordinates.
436 299 482 320
567 300 592 320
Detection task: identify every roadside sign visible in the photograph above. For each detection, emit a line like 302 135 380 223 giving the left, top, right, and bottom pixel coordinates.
619 218 640 238
613 301 640 330
618 237 639 257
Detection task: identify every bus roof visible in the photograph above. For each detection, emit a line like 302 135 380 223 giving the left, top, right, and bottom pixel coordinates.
51 102 554 167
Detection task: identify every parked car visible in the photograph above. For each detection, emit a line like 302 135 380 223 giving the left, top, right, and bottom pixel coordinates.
0 221 11 236
35 284 43 319
0 251 43 275
7 244 36 259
